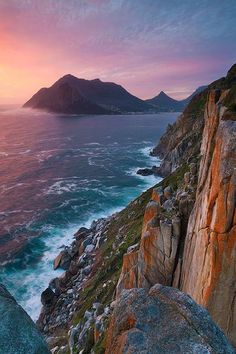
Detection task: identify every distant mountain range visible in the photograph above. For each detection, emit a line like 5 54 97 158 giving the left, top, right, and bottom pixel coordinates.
145 86 207 112
23 74 207 115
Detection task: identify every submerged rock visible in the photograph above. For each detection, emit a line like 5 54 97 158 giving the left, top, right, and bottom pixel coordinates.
0 283 50 354
106 284 235 354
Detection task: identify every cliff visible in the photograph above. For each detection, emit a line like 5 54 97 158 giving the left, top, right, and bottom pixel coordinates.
115 74 236 346
31 64 236 353
179 89 236 343
0 284 50 354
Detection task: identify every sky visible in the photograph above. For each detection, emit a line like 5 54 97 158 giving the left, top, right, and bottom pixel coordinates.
0 0 236 104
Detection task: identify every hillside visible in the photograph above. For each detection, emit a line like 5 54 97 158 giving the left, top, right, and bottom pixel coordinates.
23 75 151 115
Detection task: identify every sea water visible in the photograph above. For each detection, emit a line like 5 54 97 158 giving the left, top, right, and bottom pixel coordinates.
0 107 178 320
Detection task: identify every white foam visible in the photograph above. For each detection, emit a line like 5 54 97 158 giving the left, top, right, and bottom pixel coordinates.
86 142 101 146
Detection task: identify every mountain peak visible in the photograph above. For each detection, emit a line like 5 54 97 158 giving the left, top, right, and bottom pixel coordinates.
23 74 150 114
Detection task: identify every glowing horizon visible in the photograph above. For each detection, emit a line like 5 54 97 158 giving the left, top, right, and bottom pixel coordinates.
0 0 236 104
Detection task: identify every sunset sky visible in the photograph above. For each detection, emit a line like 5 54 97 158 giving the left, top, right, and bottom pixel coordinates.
0 0 236 104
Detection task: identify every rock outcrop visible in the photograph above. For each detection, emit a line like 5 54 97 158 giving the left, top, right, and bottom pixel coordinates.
179 89 236 345
0 284 50 354
106 284 234 354
117 165 197 297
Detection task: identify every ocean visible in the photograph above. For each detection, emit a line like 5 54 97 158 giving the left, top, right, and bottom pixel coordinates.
0 107 178 320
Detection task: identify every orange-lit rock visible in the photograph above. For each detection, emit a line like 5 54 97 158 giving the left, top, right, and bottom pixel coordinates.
116 249 139 298
180 90 236 345
106 285 234 354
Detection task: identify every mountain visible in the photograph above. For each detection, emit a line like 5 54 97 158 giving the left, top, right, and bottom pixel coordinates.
146 90 184 112
23 74 151 114
146 86 207 112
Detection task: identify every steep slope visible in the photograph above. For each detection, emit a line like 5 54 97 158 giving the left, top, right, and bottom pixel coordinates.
23 75 151 114
181 85 207 106
146 91 184 112
116 73 236 345
151 64 236 176
179 89 236 344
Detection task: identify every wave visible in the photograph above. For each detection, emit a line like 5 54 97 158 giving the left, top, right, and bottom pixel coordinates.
85 142 101 146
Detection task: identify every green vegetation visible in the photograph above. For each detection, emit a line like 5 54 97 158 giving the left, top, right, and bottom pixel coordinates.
222 84 236 118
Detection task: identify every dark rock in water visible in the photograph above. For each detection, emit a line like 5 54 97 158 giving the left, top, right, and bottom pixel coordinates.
41 287 57 307
106 284 235 354
137 168 154 176
0 283 50 354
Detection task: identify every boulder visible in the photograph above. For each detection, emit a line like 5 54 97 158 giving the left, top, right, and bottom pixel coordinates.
74 227 90 240
84 244 95 254
41 287 57 307
0 283 50 354
53 249 72 270
163 186 172 199
106 284 234 354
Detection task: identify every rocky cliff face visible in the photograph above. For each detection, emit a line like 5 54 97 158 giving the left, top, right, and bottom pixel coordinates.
116 85 236 347
179 89 236 344
0 284 50 354
152 64 236 177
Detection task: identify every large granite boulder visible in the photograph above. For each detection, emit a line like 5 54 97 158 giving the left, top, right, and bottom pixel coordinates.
106 284 235 354
0 284 50 354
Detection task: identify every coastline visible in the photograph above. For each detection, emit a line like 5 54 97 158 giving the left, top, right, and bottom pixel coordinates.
35 150 162 321
1 142 162 321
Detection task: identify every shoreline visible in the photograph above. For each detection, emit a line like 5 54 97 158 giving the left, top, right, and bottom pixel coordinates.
36 170 162 322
